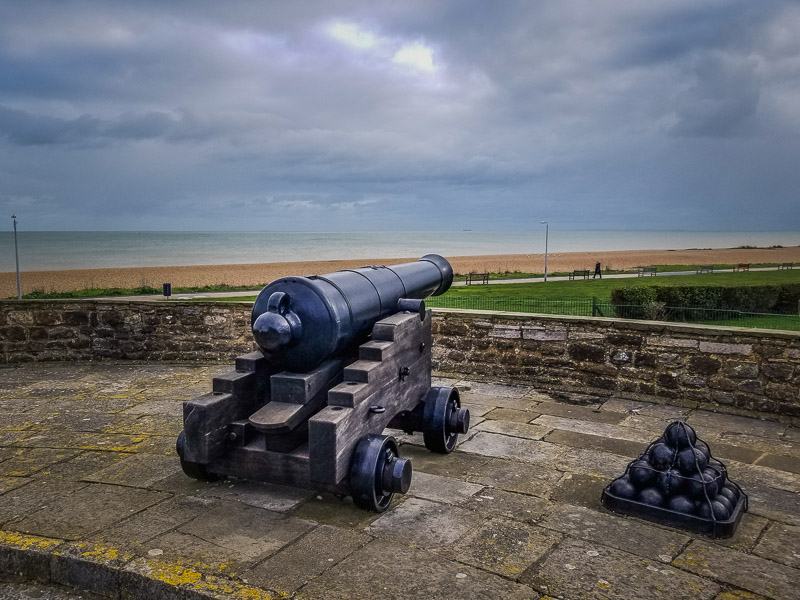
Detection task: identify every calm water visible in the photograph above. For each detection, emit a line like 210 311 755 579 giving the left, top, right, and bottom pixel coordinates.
1 230 799 272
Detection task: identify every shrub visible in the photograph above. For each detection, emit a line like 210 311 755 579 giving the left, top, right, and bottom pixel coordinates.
611 283 800 314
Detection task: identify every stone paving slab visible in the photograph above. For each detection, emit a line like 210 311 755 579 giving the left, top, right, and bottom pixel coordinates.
457 431 564 463
406 471 484 505
367 498 480 549
553 445 634 479
482 407 541 423
532 414 655 443
449 518 561 578
524 537 721 600
244 525 372 595
674 540 800 600
0 363 798 600
600 397 691 420
466 457 564 497
474 419 552 440
459 488 553 523
12 484 168 541
543 428 647 459
687 411 787 439
535 401 629 425
541 503 690 562
752 522 800 569
301 538 537 600
82 454 180 488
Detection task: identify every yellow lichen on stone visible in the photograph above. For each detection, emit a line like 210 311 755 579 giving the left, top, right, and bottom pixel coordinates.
193 575 275 600
716 591 765 600
0 530 62 551
134 558 275 599
80 544 122 563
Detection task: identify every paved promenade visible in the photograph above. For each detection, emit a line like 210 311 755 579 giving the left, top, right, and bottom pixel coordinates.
97 266 789 301
0 363 799 599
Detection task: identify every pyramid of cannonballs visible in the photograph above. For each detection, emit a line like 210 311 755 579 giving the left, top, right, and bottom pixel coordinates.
601 421 747 537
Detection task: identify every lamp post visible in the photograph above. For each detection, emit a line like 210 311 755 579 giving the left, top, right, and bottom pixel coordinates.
11 214 21 299
541 220 549 282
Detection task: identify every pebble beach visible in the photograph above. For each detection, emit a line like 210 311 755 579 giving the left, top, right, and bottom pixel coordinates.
2 246 799 297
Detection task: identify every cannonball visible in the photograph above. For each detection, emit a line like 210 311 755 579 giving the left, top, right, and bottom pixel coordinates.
697 500 730 521
629 459 657 487
648 442 676 470
667 494 696 515
609 476 637 499
664 422 697 450
676 447 709 475
637 487 665 507
703 466 724 490
714 494 734 515
657 468 686 497
706 466 726 488
718 485 739 505
694 439 711 460
686 471 719 500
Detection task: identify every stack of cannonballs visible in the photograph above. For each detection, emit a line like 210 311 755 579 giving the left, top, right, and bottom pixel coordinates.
602 421 747 537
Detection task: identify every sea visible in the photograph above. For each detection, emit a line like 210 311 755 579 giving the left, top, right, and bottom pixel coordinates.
1 230 799 272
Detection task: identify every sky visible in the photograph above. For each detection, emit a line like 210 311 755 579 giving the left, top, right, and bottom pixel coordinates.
0 0 798 232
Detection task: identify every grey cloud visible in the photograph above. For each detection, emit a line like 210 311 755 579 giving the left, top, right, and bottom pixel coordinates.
0 105 248 146
668 52 762 137
0 1 798 231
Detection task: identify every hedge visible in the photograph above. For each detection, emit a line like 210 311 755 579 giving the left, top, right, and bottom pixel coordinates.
610 283 800 314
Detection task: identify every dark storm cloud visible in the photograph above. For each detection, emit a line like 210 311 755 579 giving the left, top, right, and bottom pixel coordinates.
0 0 798 231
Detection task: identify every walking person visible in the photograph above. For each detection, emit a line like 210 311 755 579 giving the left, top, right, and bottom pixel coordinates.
593 262 602 279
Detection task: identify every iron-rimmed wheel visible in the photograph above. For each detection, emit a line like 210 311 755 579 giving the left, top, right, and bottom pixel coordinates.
350 434 412 512
423 386 470 454
175 431 223 482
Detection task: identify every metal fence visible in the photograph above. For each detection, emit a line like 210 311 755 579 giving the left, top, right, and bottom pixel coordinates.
425 296 800 332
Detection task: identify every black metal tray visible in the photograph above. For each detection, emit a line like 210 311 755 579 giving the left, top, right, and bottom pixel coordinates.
602 481 747 538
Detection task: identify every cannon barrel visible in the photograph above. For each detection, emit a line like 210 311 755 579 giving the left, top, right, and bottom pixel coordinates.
251 254 453 371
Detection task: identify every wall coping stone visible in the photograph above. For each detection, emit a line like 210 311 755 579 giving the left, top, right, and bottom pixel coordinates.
431 307 800 341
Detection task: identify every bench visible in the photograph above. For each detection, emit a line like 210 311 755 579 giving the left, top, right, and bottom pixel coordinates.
734 263 750 272
697 265 714 274
569 270 590 280
637 266 657 277
779 262 794 270
465 272 489 285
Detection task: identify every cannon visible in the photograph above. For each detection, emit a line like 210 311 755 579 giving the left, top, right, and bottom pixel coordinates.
176 255 470 511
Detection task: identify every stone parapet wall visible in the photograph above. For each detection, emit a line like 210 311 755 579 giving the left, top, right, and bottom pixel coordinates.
432 309 800 418
2 301 798 418
0 300 254 363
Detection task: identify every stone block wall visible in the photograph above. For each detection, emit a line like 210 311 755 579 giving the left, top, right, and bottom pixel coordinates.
0 300 254 363
431 309 800 418
2 300 798 418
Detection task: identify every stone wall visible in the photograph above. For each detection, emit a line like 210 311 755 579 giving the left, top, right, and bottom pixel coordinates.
2 300 798 418
432 309 800 418
0 300 254 363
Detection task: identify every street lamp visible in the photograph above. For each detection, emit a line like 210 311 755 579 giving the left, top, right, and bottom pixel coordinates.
541 221 549 282
11 214 21 299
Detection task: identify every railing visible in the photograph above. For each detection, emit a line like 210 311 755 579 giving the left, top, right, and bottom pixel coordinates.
425 296 800 332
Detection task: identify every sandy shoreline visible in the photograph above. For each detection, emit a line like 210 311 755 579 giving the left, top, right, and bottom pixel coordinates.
2 246 799 297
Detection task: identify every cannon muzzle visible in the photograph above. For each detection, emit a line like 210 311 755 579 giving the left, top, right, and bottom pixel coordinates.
251 254 453 371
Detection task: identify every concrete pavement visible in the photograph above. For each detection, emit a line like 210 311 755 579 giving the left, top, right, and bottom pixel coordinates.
1 363 799 598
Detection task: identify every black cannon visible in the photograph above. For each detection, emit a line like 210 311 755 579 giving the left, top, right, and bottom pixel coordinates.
176 255 470 511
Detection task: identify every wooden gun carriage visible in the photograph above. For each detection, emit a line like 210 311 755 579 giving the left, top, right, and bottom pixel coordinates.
176 255 469 511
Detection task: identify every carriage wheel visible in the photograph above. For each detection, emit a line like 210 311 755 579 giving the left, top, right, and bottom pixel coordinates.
350 434 411 512
423 387 470 454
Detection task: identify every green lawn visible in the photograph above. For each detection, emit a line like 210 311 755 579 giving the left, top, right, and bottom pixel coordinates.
452 263 785 281
190 269 800 304
438 269 800 302
698 314 800 332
